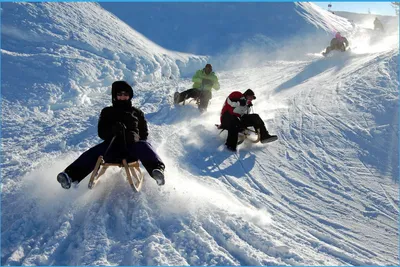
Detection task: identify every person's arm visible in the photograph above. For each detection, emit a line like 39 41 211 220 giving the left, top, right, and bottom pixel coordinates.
98 108 114 141
121 109 148 142
192 70 203 84
211 74 220 90
344 37 349 47
226 92 245 107
201 73 220 89
138 111 149 141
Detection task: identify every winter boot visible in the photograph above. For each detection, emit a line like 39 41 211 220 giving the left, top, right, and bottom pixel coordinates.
225 143 237 152
57 172 72 189
260 134 278 144
152 169 165 186
173 92 180 104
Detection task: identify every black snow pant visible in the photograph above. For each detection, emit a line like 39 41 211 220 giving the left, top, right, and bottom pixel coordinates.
221 112 269 149
176 88 212 110
64 141 165 183
325 43 346 54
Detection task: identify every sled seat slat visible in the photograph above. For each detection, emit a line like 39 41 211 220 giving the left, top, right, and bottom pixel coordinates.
102 161 140 168
88 156 144 193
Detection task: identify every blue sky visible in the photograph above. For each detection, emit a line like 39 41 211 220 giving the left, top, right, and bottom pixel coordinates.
313 2 397 16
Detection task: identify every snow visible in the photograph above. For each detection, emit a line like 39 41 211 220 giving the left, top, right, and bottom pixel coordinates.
1 2 399 266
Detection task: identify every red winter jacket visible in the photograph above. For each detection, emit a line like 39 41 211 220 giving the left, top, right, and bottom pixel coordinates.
220 91 253 122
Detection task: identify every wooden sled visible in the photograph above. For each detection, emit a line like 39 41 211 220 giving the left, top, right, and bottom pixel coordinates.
186 97 201 106
215 124 261 144
88 156 144 192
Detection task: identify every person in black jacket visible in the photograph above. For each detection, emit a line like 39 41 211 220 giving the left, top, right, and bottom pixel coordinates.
322 32 350 56
57 81 165 189
373 17 384 32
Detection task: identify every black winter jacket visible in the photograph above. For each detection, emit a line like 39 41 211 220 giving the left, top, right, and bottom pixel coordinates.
330 37 349 48
98 105 148 144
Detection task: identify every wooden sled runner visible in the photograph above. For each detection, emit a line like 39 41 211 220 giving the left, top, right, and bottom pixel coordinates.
215 124 261 144
88 156 144 192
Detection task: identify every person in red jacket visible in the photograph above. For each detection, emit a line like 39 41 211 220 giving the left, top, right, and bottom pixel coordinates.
220 89 277 152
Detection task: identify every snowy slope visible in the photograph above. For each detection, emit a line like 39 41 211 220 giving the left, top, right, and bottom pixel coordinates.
1 2 206 106
1 2 399 266
335 11 399 33
1 1 205 181
99 2 354 56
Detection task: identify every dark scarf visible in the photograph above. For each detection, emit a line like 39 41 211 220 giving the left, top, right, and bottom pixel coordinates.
113 100 132 111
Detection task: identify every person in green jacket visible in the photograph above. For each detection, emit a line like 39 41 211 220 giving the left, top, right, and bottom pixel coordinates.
174 63 220 112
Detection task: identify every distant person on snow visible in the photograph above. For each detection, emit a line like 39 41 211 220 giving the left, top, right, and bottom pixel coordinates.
374 17 384 32
322 32 349 56
219 89 277 152
57 81 166 189
174 63 220 113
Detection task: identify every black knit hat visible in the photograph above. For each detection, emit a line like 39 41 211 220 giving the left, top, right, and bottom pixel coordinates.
111 81 133 101
243 89 256 100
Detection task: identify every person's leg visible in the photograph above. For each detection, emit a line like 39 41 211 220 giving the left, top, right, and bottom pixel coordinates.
241 114 277 142
221 112 241 151
176 89 201 103
220 111 233 129
126 141 165 180
198 90 212 112
241 114 271 140
63 142 109 183
325 46 332 54
333 44 341 51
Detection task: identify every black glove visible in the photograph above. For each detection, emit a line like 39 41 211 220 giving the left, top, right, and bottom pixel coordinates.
112 122 126 136
239 98 246 106
247 102 253 107
202 79 213 86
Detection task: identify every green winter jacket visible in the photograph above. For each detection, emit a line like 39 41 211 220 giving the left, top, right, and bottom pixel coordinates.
192 69 220 91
